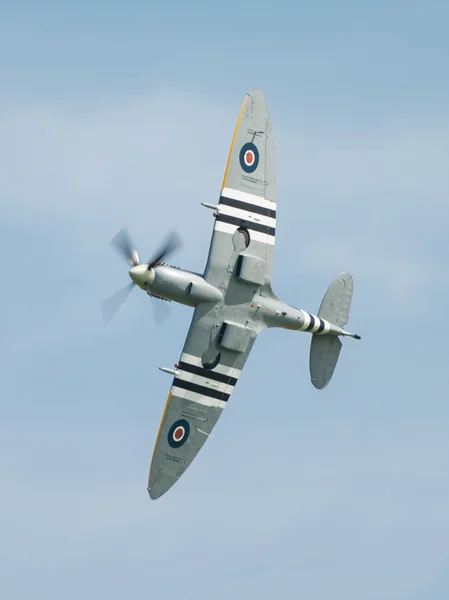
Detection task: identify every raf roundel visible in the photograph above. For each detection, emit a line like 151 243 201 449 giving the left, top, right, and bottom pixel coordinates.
167 419 190 449
239 142 259 174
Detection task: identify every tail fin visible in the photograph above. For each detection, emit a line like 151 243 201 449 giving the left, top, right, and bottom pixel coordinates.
309 273 355 389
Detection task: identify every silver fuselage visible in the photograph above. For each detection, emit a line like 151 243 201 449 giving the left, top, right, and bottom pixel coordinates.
141 264 346 337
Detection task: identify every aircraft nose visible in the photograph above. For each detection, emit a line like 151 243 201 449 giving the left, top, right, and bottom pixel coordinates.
129 264 153 287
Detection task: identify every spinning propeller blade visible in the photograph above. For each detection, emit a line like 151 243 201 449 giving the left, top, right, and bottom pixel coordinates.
147 231 182 270
110 227 140 266
101 282 135 323
147 294 171 324
103 227 181 323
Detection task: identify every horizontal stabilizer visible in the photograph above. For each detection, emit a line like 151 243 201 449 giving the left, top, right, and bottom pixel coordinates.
309 272 354 389
317 272 353 327
309 335 342 389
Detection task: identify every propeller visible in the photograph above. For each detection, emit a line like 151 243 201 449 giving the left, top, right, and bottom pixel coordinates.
110 227 140 266
101 227 181 323
101 282 135 323
146 230 182 270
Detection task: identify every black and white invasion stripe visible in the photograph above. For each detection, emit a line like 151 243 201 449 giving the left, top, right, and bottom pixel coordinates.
298 310 331 334
214 187 276 245
171 352 241 409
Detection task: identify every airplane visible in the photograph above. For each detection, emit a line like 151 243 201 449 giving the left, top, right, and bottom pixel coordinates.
102 88 361 500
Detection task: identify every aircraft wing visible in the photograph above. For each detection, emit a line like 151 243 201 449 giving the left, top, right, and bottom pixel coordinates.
204 88 277 289
147 302 257 499
148 89 276 499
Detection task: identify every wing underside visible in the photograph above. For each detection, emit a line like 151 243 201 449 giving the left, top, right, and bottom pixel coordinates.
147 303 257 500
148 89 276 499
204 88 277 289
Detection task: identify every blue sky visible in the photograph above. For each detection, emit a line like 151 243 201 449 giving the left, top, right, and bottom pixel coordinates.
1 1 449 598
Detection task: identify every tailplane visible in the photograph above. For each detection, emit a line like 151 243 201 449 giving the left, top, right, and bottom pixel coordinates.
309 273 357 389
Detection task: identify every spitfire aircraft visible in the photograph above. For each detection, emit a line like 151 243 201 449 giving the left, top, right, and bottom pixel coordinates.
103 89 361 500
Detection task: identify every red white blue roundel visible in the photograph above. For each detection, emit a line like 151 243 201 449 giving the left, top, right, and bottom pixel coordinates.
167 419 190 449
239 142 259 173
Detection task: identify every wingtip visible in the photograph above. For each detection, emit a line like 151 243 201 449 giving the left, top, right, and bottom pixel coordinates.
147 487 159 500
147 478 177 500
311 377 330 390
